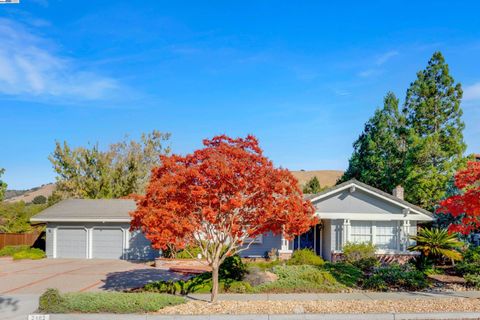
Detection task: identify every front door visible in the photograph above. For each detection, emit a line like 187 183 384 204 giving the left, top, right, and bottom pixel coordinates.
294 224 322 256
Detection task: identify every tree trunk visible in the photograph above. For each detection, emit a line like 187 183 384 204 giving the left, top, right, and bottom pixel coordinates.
211 263 219 302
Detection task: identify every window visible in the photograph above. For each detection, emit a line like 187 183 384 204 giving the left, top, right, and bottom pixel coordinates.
350 221 372 243
376 221 398 250
348 221 399 251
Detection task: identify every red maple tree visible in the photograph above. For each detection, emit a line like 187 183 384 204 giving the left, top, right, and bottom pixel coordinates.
131 135 317 301
438 161 480 235
130 135 316 301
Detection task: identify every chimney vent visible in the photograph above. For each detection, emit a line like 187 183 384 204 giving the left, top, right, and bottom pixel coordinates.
393 185 404 200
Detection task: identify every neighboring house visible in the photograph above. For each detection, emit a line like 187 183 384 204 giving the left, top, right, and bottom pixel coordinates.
475 154 480 162
31 179 433 261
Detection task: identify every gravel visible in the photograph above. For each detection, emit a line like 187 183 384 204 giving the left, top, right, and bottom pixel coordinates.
157 298 480 315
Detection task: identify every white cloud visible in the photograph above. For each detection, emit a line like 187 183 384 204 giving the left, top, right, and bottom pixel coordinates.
463 82 480 102
375 50 399 66
0 18 119 102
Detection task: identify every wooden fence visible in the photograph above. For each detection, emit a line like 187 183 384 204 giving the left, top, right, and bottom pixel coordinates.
0 231 41 249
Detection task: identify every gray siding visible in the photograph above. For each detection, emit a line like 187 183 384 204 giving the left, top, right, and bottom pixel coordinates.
240 232 282 258
314 189 403 215
128 230 160 260
46 226 54 258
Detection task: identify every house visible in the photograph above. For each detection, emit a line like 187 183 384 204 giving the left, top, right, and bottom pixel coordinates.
30 179 433 261
245 179 433 261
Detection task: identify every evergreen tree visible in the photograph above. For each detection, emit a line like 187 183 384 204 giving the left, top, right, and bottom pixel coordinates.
403 51 466 210
302 176 322 194
339 92 406 193
0 168 7 201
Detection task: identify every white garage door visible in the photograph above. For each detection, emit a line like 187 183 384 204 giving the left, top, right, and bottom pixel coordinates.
56 228 87 258
92 228 124 259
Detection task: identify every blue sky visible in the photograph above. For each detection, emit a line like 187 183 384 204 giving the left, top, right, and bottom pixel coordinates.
1 1 480 189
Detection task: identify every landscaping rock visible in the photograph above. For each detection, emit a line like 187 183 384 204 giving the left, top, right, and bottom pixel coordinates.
244 268 278 286
157 298 480 315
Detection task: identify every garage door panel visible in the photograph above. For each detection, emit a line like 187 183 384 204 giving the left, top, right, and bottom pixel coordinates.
56 228 87 258
92 228 123 259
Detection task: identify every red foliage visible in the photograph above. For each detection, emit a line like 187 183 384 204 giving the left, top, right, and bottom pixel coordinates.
438 161 480 235
130 135 316 255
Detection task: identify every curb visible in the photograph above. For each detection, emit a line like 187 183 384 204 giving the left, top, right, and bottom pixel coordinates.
43 312 480 320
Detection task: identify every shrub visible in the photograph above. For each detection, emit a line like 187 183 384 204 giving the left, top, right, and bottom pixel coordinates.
287 249 324 266
464 273 480 289
456 246 480 275
363 264 428 291
0 245 30 257
175 246 203 259
12 248 45 260
219 254 247 281
322 262 363 287
38 290 185 313
224 281 253 293
342 242 379 271
246 259 281 271
255 265 345 293
32 195 47 204
39 289 65 313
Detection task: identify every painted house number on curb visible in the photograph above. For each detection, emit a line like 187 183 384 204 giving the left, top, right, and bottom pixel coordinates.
28 315 49 320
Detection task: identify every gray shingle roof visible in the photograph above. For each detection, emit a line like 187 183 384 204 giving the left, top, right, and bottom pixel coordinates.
30 199 136 222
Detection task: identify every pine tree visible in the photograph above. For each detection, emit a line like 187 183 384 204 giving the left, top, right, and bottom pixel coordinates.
302 176 322 194
403 51 466 210
339 92 406 193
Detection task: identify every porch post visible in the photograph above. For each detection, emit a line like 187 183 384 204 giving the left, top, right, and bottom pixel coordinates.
401 220 411 251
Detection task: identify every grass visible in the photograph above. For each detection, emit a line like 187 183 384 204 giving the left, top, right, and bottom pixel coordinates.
38 289 185 313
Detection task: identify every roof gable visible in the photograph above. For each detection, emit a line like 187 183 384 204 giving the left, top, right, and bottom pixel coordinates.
309 179 433 221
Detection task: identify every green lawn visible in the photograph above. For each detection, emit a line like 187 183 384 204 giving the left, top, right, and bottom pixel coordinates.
38 289 185 313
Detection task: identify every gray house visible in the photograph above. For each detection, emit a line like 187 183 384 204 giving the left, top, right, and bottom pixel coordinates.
31 179 433 261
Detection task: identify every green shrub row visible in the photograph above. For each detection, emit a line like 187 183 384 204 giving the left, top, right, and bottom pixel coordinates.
0 245 30 256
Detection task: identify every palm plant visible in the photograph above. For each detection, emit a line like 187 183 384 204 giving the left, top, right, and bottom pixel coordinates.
408 228 463 263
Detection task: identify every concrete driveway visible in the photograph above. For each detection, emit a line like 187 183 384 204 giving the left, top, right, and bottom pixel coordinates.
0 257 187 294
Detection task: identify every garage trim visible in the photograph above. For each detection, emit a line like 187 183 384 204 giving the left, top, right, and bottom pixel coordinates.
53 226 88 258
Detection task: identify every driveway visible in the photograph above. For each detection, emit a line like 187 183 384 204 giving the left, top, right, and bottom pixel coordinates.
0 257 187 294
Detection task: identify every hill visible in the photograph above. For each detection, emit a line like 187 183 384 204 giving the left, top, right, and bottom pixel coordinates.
4 183 56 203
290 170 343 189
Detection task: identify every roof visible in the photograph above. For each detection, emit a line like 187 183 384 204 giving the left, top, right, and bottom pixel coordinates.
309 179 433 218
30 199 136 222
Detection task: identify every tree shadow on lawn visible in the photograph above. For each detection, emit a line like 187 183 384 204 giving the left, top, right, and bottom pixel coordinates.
101 268 191 291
